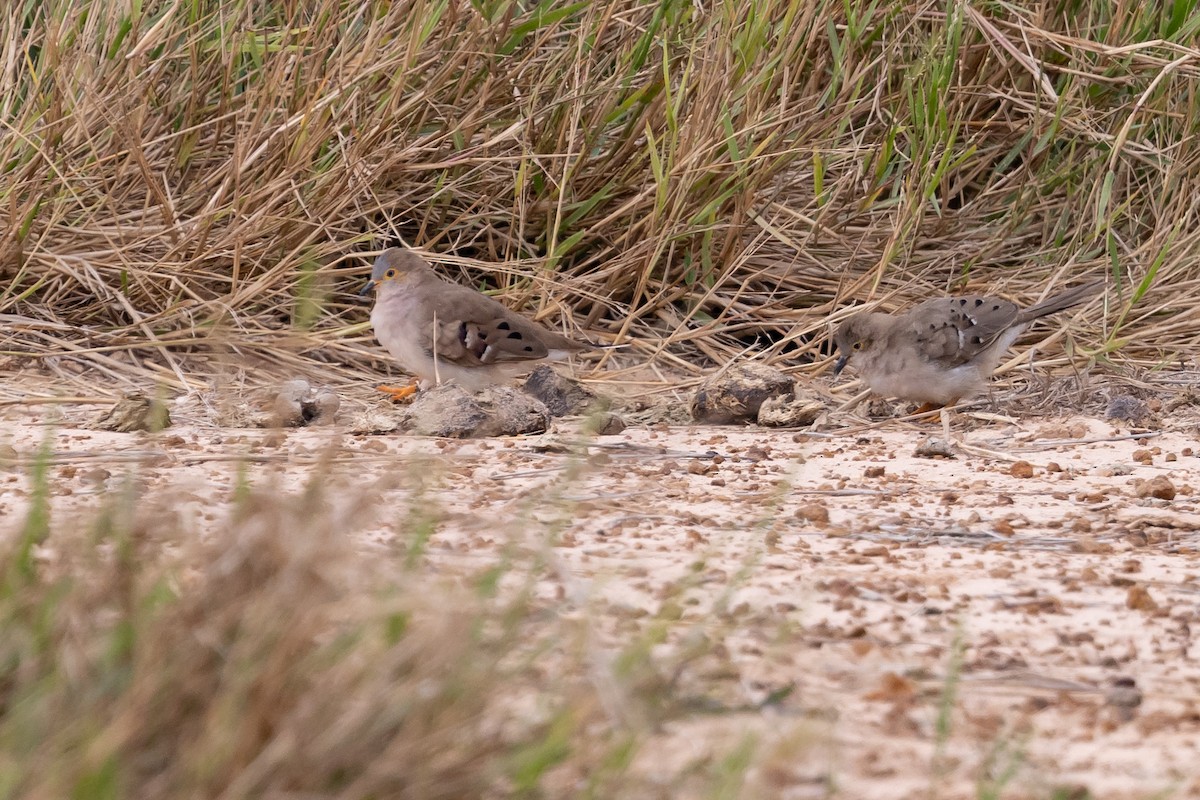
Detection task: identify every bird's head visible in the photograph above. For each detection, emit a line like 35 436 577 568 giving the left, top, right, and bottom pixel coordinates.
831 312 887 375
360 248 428 295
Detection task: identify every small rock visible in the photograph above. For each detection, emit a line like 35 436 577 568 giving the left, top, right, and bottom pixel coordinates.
588 412 626 436
864 466 885 479
1037 421 1091 440
865 398 897 418
1071 536 1112 554
400 384 550 438
1133 475 1176 501
1106 394 1152 426
270 379 340 427
80 467 110 487
95 392 171 432
1126 585 1158 611
346 409 402 435
690 363 795 424
310 388 340 420
794 503 830 526
756 385 826 428
1009 461 1035 479
523 365 602 417
914 438 955 459
527 436 574 454
1105 676 1143 722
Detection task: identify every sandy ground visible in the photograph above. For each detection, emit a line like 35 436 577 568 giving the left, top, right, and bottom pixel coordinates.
3 391 1200 799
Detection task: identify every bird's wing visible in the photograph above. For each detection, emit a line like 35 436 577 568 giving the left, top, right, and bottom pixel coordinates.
423 282 582 367
906 296 1022 368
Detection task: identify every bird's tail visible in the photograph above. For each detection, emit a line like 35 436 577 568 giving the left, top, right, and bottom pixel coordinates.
1018 279 1104 322
549 337 629 353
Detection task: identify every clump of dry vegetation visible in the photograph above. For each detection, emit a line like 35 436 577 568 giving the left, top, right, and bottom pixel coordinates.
0 458 626 797
3 0 1200 396
0 446 842 798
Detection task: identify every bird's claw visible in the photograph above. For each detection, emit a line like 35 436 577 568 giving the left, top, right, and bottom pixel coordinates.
377 383 419 403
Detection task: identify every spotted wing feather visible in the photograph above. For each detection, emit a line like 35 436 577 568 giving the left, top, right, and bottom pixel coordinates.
904 296 1021 368
461 316 551 363
424 281 576 367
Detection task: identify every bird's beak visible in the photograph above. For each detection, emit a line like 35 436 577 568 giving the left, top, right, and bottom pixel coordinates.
832 354 849 376
359 279 376 296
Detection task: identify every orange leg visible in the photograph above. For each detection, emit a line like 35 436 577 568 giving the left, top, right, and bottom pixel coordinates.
912 399 959 440
376 382 419 403
911 402 943 421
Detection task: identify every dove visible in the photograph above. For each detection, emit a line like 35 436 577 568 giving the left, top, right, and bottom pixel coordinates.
832 279 1103 414
362 248 593 400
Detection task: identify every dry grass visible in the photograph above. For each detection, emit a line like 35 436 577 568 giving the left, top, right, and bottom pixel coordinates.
0 443 827 799
2 0 1200 397
1 458 587 798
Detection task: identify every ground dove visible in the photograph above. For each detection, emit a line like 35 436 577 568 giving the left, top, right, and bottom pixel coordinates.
362 248 594 401
832 279 1104 412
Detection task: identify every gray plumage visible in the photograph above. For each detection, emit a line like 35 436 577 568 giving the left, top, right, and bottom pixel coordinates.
832 280 1103 405
364 248 589 392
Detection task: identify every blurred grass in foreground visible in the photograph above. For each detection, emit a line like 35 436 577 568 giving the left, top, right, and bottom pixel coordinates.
0 448 784 799
0 438 1133 799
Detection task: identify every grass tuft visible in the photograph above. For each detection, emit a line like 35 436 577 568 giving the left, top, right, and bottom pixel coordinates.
0 456 814 798
2 0 1198 395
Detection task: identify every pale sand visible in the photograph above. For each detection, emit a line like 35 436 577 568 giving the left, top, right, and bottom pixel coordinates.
2 397 1198 799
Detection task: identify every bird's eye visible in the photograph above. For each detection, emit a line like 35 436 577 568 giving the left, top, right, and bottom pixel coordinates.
852 341 864 351
384 268 397 279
